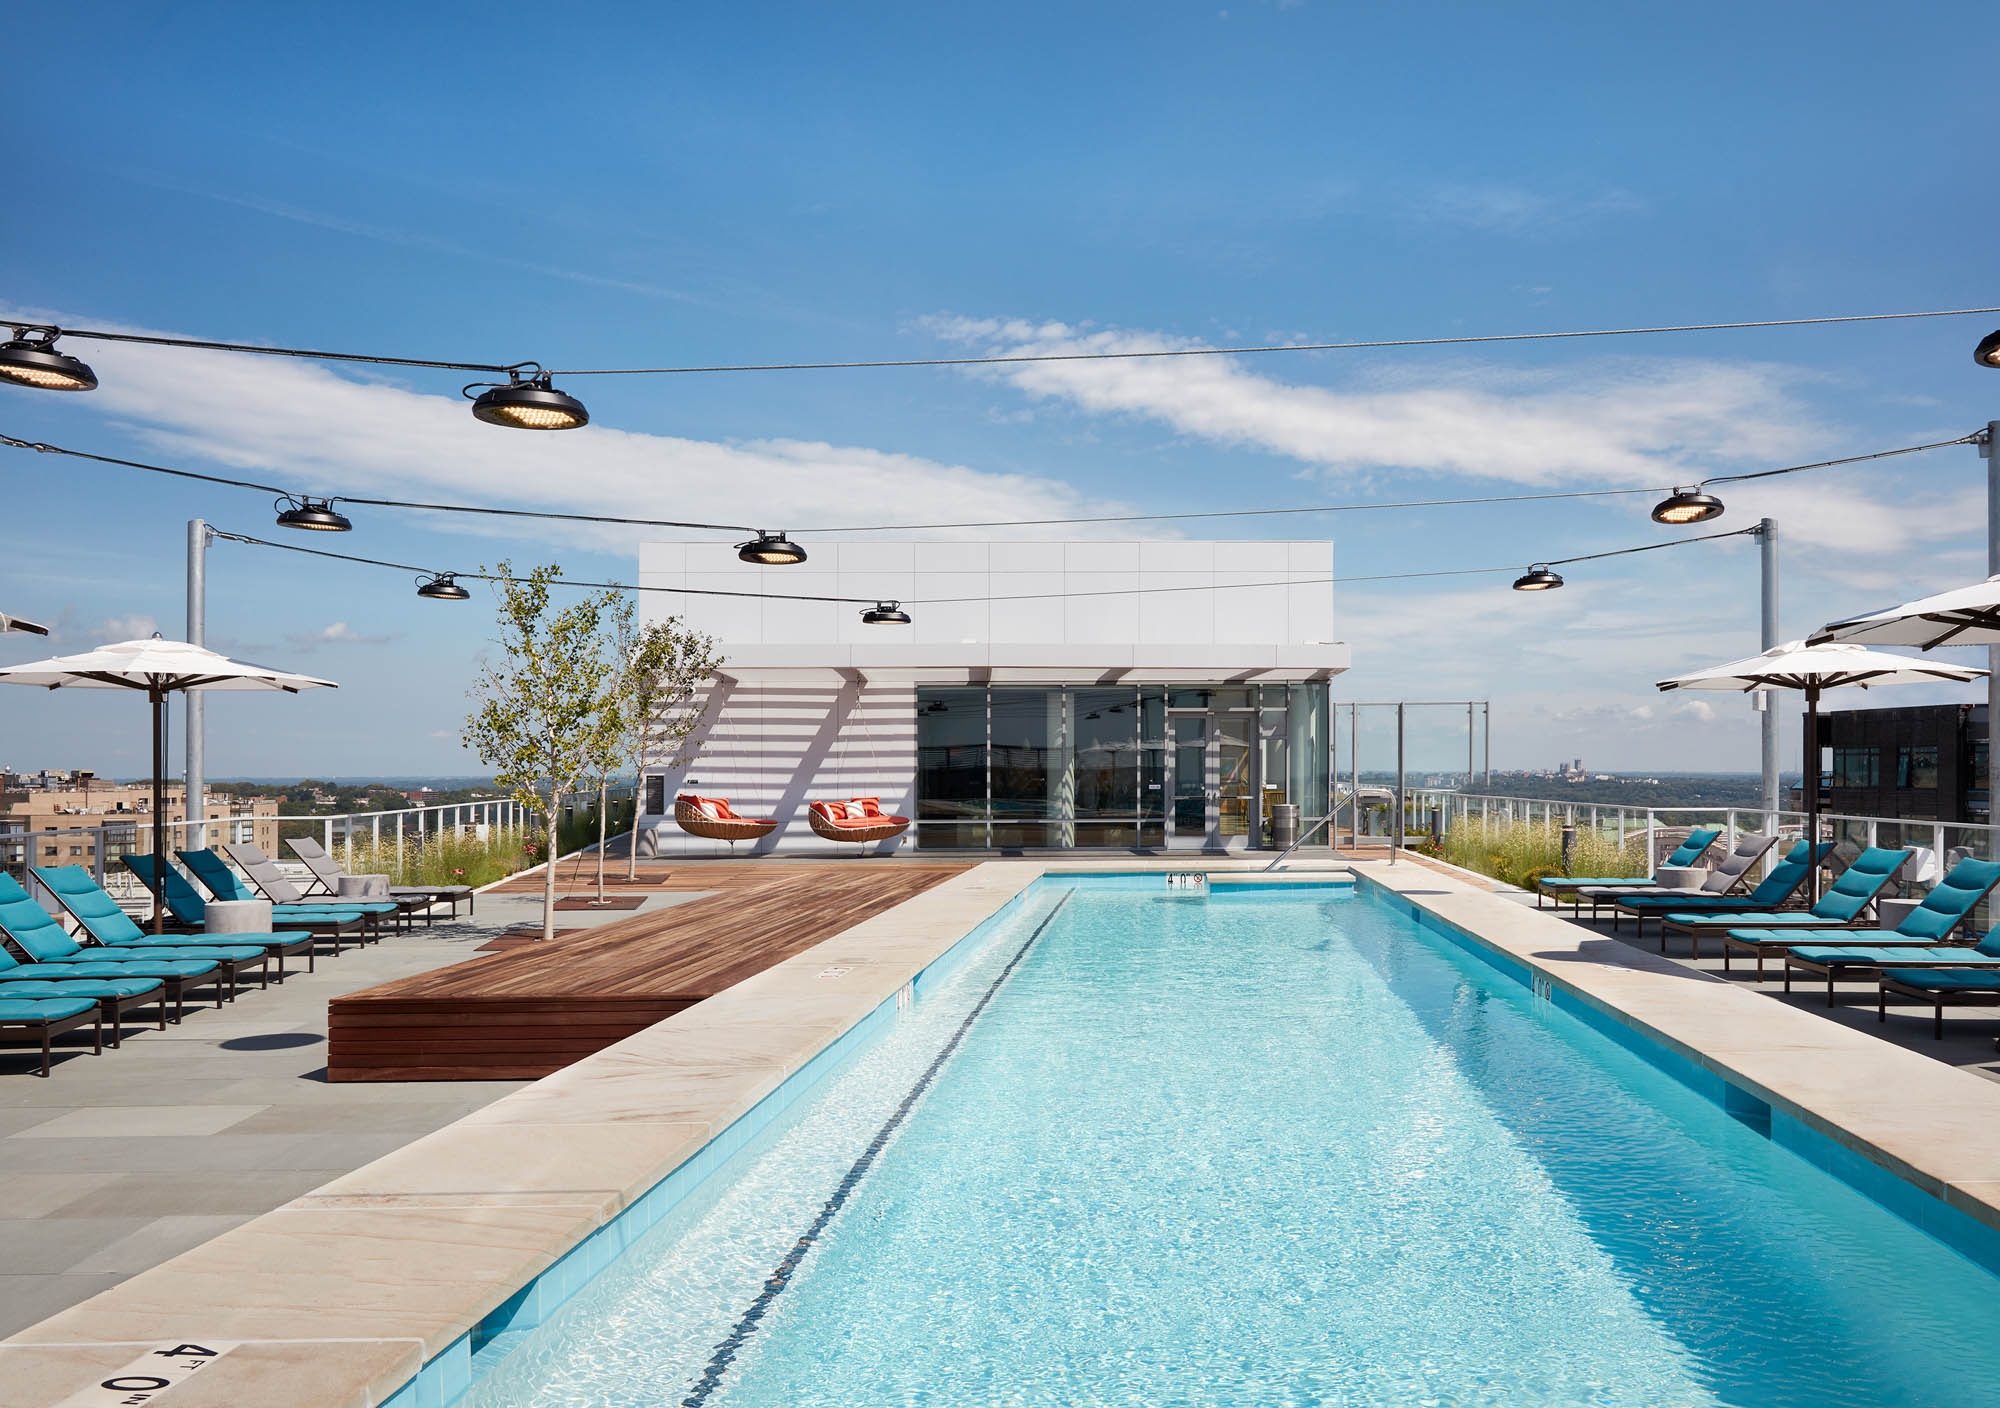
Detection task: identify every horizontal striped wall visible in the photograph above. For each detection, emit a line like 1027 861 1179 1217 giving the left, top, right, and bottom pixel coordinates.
639 681 917 855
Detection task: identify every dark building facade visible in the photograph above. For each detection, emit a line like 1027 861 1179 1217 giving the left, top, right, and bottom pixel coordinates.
1809 703 1988 824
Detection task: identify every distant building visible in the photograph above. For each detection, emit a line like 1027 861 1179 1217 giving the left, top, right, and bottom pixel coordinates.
1794 703 1987 826
0 777 279 884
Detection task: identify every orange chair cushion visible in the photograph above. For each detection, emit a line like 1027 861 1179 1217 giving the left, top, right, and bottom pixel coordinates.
850 797 883 817
812 800 848 822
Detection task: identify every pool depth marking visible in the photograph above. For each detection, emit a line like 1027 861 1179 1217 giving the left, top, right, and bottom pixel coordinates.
679 888 1075 1408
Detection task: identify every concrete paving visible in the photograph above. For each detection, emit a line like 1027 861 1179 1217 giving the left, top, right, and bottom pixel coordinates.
0 885 712 1339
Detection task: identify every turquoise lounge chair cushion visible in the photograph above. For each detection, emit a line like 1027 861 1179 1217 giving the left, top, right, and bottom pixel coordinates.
1680 911 1864 929
1891 859 2000 941
1728 926 1901 947
0 947 217 981
0 997 98 1023
1881 968 2000 993
124 854 214 927
0 977 162 1001
1791 924 2000 968
174 849 260 903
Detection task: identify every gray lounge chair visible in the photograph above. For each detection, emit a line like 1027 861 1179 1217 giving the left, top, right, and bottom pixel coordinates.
220 843 407 932
1583 831 1770 930
1535 828 1720 913
286 836 474 920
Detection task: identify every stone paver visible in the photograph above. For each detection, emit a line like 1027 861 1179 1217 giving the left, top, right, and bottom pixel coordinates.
0 885 698 1343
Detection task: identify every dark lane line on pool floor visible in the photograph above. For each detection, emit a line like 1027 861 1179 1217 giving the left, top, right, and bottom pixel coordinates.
679 888 1075 1408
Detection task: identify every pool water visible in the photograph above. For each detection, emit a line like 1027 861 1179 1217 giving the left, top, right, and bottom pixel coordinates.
464 879 2000 1408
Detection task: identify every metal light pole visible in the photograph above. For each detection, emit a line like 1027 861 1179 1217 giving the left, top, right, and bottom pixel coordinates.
186 519 210 843
1758 518 1780 824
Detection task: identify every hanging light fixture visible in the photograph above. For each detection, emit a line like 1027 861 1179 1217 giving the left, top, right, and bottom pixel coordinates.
275 495 353 532
1977 330 2000 369
1651 487 1724 525
736 531 807 565
0 327 97 392
466 368 588 430
1512 564 1564 591
862 601 911 624
416 573 471 600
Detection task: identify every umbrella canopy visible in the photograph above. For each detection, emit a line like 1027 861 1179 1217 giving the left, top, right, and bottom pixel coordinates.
1656 640 1986 695
0 610 49 635
1658 641 1983 900
0 638 336 931
1808 574 2000 650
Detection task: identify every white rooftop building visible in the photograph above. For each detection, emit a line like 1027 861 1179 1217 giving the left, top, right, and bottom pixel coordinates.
633 540 1350 854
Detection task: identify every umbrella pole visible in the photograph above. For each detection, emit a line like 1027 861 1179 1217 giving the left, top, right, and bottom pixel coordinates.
1805 684 1821 905
151 687 165 935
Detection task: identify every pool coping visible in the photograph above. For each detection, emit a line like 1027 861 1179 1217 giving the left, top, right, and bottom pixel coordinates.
12 852 2000 1406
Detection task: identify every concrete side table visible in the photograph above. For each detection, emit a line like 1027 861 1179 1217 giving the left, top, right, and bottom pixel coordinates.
1654 865 1709 891
205 898 272 934
1876 897 1922 931
337 874 391 900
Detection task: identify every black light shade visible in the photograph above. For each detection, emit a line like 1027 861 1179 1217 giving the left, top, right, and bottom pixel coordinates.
1977 330 2000 370
1651 487 1724 525
0 333 96 392
276 496 353 532
470 376 588 430
737 531 808 565
862 601 912 625
1512 564 1564 591
417 573 471 600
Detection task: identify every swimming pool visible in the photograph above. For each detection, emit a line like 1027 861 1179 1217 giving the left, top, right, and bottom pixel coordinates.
461 876 2000 1407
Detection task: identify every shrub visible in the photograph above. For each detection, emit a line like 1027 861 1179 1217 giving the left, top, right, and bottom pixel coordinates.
1437 817 1644 891
331 824 534 892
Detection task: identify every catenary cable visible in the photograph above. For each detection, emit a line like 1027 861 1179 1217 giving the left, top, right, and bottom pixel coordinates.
26 304 2000 380
4 431 1976 538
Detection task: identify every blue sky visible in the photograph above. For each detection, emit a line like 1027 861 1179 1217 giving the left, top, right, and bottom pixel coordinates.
4 1 1998 780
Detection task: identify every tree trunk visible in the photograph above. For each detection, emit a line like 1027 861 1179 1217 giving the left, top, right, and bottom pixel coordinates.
541 791 559 942
626 771 641 881
596 779 608 903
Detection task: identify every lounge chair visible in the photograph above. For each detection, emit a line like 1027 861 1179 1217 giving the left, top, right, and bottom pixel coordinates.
221 843 409 932
807 798 911 848
1761 858 2000 1003
1613 840 1830 951
0 868 270 1000
287 836 474 919
676 794 779 854
35 865 317 981
1878 964 2000 1039
0 946 165 1047
1652 845 1908 966
1604 833 1777 939
127 854 369 956
0 875 230 1018
0 996 102 1077
175 848 387 940
1534 828 1721 912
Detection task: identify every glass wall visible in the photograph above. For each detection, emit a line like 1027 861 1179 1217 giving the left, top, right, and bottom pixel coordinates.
915 682 1328 849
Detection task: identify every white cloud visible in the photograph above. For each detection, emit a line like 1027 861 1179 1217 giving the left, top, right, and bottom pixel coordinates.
286 622 398 649
1409 185 1645 235
919 315 1823 487
94 613 160 642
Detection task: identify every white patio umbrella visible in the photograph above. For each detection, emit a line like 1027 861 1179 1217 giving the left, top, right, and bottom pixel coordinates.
1809 574 2000 649
0 637 336 931
0 610 49 635
1658 641 1985 899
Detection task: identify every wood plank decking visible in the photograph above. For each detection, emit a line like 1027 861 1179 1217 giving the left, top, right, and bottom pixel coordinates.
327 861 971 1082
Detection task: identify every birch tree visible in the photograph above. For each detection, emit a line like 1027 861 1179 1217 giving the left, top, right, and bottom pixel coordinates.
600 596 723 879
463 562 617 941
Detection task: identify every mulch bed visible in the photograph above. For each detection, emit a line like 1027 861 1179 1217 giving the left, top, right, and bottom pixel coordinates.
552 895 649 911
477 928 583 951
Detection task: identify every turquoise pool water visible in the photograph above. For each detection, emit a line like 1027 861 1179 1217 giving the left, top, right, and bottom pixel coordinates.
464 878 2000 1407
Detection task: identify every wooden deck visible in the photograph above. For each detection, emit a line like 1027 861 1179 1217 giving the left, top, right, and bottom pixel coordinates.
327 860 971 1082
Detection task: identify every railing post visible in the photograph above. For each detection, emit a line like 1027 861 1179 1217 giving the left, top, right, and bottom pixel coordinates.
1866 818 1879 851
396 812 405 876
323 817 332 854
1645 808 1657 869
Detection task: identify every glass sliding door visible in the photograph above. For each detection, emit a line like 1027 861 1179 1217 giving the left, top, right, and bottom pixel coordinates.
915 688 988 849
1074 688 1139 848
1139 687 1168 848
989 688 1066 849
1169 713 1210 847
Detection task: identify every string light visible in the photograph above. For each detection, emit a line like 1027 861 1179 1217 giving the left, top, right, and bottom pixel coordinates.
274 496 352 532
1512 565 1564 591
416 573 471 601
1977 330 2000 369
736 532 808 565
465 370 589 430
861 602 912 625
1650 487 1725 524
0 327 97 392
